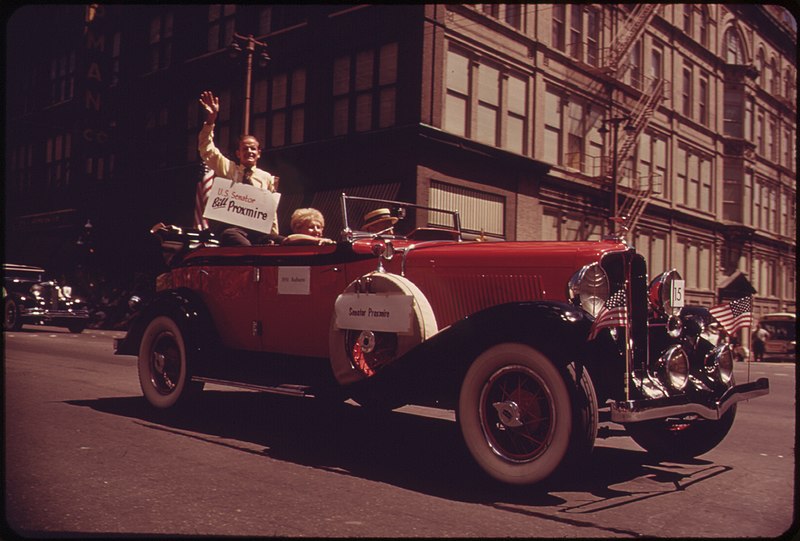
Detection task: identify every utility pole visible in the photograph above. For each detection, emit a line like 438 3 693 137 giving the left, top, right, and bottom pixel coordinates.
228 33 270 135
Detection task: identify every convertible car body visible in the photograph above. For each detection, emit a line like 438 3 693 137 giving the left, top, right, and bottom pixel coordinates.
115 194 769 485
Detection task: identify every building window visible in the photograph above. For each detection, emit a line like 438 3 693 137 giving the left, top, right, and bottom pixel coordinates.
699 75 709 126
208 4 235 52
569 5 583 60
552 4 566 52
651 44 664 81
634 131 667 198
755 110 765 155
504 4 522 30
683 5 693 36
676 145 712 213
723 84 743 138
261 68 306 148
723 160 743 223
755 49 766 88
333 43 397 137
506 74 526 154
543 87 563 165
723 28 744 65
148 12 173 72
675 238 712 291
698 6 709 47
586 8 600 66
682 65 692 118
46 133 72 188
476 63 500 146
50 51 76 104
768 117 778 162
443 46 529 155
629 40 643 90
430 180 505 238
444 48 470 137
634 229 667 277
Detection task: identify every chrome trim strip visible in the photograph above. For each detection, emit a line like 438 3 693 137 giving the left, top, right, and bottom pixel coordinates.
191 376 314 398
609 377 769 423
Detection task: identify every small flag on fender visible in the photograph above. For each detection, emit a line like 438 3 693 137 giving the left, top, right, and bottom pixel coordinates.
588 289 628 340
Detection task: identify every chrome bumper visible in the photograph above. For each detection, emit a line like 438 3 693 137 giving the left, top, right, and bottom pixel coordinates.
21 308 90 320
609 378 770 424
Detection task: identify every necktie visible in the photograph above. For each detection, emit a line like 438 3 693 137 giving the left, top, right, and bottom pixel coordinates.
243 167 253 185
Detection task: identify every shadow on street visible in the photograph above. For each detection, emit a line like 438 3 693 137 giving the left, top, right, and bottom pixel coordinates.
67 390 723 508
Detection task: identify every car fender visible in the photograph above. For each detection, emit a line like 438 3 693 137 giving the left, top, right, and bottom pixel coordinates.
353 301 598 405
115 288 217 369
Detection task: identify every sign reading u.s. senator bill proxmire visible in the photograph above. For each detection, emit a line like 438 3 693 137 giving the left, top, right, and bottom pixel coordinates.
203 177 280 233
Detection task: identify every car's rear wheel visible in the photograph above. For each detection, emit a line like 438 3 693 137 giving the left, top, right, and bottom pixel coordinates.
138 316 204 409
458 343 593 485
4 298 22 331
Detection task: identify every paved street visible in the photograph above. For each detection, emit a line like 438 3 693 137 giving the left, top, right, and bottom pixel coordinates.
4 326 796 537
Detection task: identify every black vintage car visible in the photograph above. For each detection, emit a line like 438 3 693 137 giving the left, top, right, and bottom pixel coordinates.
3 263 90 333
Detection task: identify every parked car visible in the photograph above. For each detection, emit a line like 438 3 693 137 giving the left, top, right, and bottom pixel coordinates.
115 194 770 485
3 263 91 333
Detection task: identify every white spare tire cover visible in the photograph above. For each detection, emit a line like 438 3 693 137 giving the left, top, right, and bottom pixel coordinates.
329 272 438 385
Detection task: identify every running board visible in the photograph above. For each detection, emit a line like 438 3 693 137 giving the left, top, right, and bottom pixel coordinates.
192 376 315 398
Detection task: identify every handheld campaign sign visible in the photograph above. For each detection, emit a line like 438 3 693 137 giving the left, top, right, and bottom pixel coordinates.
203 177 280 233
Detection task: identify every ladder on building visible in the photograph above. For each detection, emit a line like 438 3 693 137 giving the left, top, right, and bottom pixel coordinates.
605 4 662 75
599 5 665 235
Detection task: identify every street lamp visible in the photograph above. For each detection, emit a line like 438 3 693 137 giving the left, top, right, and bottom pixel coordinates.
598 115 634 235
228 33 270 135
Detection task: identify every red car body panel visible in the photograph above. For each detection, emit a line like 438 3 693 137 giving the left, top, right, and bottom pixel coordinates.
174 238 628 357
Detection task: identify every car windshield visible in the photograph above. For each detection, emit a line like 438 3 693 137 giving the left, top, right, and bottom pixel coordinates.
339 193 461 240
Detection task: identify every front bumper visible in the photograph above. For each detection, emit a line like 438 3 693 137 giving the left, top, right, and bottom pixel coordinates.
20 308 90 321
609 377 770 423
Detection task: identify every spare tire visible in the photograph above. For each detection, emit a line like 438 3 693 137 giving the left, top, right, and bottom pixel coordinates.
329 272 438 385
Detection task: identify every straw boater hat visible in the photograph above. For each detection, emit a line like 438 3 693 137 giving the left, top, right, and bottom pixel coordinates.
362 208 398 232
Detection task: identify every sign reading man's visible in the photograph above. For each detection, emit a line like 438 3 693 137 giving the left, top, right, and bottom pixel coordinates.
203 177 280 233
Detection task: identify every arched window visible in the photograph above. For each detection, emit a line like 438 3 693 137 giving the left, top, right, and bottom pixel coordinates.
724 28 745 64
755 49 765 87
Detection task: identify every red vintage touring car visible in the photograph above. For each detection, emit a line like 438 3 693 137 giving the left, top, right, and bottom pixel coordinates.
115 194 769 485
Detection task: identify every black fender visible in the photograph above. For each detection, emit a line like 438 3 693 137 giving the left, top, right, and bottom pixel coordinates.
115 288 218 375
357 301 610 406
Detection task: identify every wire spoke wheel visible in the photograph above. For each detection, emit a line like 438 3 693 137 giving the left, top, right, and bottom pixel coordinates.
481 366 556 462
458 343 581 485
138 316 203 409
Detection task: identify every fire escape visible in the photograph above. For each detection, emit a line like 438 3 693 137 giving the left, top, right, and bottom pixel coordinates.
596 4 666 235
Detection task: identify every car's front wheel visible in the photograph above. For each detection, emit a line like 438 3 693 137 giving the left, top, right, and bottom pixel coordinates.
138 316 204 409
458 343 590 485
625 404 737 459
67 322 86 333
4 298 22 331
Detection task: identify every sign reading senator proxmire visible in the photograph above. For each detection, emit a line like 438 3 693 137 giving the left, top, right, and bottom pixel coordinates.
203 177 280 233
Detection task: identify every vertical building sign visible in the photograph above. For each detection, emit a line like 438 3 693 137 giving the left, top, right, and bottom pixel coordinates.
83 4 111 178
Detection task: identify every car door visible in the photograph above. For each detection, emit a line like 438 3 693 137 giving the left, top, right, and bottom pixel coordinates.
199 256 262 351
257 244 346 358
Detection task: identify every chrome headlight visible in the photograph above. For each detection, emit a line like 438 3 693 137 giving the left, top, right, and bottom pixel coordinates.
705 344 734 385
653 345 690 391
31 284 44 297
568 263 609 318
61 286 73 298
648 269 685 317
